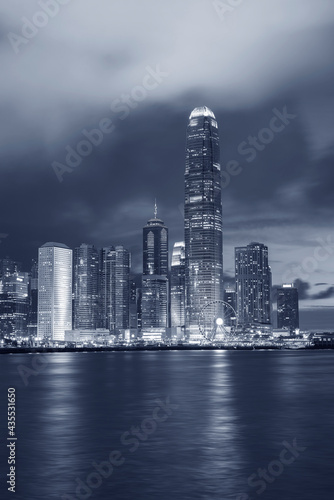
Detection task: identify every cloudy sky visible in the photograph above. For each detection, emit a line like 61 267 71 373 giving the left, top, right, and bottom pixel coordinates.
1 0 334 327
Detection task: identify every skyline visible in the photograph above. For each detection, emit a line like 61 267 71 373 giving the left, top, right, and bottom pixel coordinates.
1 0 334 325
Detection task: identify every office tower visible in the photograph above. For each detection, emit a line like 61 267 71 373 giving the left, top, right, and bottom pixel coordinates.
184 106 223 341
37 242 72 342
143 202 168 276
129 279 138 330
223 288 237 327
235 242 272 329
27 259 38 337
277 284 299 333
73 244 99 330
0 258 20 279
170 241 185 330
99 246 130 334
141 205 169 341
0 271 29 337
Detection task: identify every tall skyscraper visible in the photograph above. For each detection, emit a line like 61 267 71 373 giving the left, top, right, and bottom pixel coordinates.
37 242 72 342
141 205 169 341
73 244 99 330
170 241 185 330
277 284 299 334
27 259 38 337
0 271 29 337
223 288 237 327
235 242 272 329
99 246 130 334
184 106 223 341
143 202 168 276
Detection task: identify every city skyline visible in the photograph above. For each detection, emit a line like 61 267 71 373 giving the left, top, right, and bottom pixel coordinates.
1 1 334 329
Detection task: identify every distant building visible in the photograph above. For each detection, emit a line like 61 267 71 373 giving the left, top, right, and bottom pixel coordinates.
0 271 29 337
99 246 130 334
0 258 20 279
235 242 272 328
184 107 223 342
73 244 99 330
141 204 169 341
223 288 237 326
170 242 185 332
27 259 38 337
37 242 72 342
277 284 299 333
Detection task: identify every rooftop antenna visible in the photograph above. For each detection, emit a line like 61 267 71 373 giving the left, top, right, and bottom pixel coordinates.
154 199 158 219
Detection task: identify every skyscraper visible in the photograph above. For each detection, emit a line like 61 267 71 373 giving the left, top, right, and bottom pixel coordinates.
184 106 223 341
277 284 299 334
0 271 29 337
170 241 185 330
99 246 130 334
141 205 169 341
73 244 99 330
37 242 72 342
235 242 272 329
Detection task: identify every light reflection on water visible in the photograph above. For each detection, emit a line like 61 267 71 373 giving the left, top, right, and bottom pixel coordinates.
1 350 334 500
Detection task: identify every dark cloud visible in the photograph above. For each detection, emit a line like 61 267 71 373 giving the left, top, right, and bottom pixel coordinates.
0 0 334 313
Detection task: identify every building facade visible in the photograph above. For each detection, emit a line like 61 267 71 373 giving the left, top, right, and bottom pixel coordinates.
0 271 29 337
184 106 223 341
73 244 99 330
277 284 299 333
141 207 169 341
170 241 185 331
37 242 73 342
99 246 130 334
235 242 272 329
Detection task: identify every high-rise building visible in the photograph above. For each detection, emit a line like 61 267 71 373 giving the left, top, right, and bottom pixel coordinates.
277 284 299 333
37 242 73 342
73 244 99 330
184 106 223 341
170 241 185 330
0 271 29 337
27 259 38 337
141 205 169 341
235 242 272 329
223 288 237 327
99 246 130 334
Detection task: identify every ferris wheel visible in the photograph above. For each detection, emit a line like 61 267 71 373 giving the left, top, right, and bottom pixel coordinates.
198 300 238 343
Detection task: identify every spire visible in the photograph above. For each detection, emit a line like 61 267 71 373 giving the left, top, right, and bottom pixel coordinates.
154 199 158 219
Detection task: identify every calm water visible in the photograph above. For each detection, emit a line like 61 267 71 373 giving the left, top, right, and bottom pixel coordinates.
1 350 334 500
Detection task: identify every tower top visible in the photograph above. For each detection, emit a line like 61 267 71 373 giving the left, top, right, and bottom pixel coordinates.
189 106 215 120
154 199 158 219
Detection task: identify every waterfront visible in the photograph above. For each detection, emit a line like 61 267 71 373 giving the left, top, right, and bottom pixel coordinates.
1 350 334 500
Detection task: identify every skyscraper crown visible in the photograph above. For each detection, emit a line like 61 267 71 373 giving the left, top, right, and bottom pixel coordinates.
189 106 215 119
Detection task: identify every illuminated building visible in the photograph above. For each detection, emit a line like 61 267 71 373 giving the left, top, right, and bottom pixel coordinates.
235 242 272 329
170 241 185 334
141 204 169 341
37 242 72 342
184 106 223 341
73 244 99 330
277 284 299 334
99 246 130 334
0 271 29 337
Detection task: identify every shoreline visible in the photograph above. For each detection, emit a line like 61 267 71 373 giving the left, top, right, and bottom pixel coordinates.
0 345 330 354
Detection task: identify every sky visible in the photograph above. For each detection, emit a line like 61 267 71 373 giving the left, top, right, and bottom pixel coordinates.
1 0 334 328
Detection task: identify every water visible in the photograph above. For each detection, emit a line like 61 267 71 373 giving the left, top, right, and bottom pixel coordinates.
1 350 334 500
